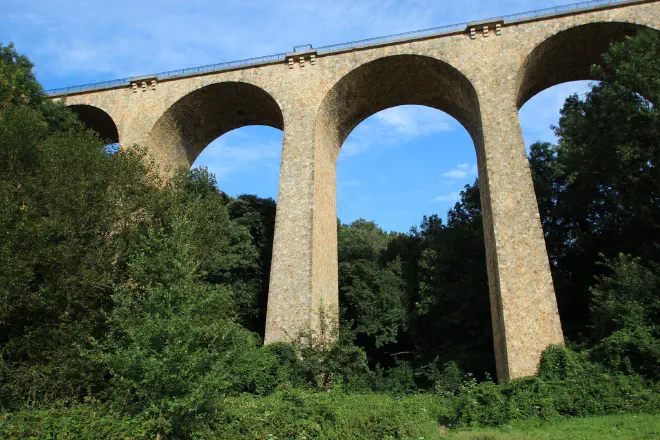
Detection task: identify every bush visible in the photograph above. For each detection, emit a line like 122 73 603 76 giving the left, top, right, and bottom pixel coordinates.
0 393 454 440
422 360 466 396
454 345 660 427
590 326 660 380
373 360 417 395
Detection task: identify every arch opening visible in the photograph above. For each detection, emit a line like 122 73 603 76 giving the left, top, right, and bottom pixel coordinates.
338 104 477 232
191 125 283 338
516 21 651 109
192 126 283 199
147 82 284 338
518 81 591 147
69 104 119 144
337 103 493 376
517 22 660 341
313 54 494 376
147 82 283 173
317 55 483 156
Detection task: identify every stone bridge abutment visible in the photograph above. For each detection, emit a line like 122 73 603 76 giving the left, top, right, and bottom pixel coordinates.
51 0 660 381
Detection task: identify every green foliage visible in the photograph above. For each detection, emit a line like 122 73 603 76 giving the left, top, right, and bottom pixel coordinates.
0 44 267 412
0 43 42 108
95 215 260 435
226 193 277 333
455 345 660 428
0 393 454 440
0 106 161 405
209 391 451 440
285 314 373 393
339 219 407 348
406 182 493 378
529 30 660 339
587 254 660 379
589 254 659 340
372 360 418 395
337 183 493 379
3 405 659 440
0 43 77 131
423 360 466 396
593 29 660 105
591 327 660 381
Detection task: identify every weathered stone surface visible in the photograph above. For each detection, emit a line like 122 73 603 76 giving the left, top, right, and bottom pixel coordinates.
54 0 660 381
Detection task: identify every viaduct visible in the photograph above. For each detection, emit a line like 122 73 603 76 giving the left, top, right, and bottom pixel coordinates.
49 0 660 381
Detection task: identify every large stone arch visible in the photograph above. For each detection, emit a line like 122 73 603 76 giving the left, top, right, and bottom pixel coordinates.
315 55 483 152
146 81 284 174
276 53 487 360
516 21 658 108
68 104 119 144
268 52 566 381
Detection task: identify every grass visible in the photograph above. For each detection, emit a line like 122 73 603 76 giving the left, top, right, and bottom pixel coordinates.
440 413 660 440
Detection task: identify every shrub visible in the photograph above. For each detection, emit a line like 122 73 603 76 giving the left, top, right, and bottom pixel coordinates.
454 345 660 427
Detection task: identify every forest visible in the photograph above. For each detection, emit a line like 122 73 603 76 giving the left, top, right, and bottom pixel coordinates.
0 30 659 439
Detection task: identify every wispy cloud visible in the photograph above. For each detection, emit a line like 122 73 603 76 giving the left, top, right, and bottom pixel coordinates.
373 106 453 136
341 106 457 157
435 192 461 203
193 129 282 180
519 81 592 146
442 163 478 180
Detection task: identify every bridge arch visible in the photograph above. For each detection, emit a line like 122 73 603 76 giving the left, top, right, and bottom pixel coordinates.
68 104 119 144
147 81 283 173
316 54 482 155
301 53 489 363
516 21 658 108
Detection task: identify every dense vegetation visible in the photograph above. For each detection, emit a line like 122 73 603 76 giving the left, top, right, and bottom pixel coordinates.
0 30 659 438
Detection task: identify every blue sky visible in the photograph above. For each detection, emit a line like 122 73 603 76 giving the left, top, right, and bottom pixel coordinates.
3 0 591 232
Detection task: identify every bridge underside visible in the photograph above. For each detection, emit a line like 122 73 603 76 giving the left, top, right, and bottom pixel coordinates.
69 104 119 144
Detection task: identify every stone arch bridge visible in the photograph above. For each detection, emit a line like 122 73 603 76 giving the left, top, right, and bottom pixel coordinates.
50 0 660 381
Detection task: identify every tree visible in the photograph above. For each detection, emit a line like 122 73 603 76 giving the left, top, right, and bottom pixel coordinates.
588 254 660 380
405 181 494 378
98 214 261 436
529 29 660 339
0 43 77 131
0 96 161 404
338 220 407 355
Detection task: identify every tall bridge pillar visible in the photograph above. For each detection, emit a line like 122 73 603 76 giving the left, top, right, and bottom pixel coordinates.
264 106 339 344
477 80 564 380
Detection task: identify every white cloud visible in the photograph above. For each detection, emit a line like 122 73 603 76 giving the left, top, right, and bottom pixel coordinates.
341 141 371 157
373 106 453 136
442 163 478 180
443 169 468 179
435 192 461 202
519 81 592 146
193 129 282 180
340 105 457 158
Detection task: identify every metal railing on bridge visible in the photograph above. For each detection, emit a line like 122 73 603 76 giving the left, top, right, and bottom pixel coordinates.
45 0 637 95
315 0 632 52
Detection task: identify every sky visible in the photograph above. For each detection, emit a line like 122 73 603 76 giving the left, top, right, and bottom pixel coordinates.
2 0 592 232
